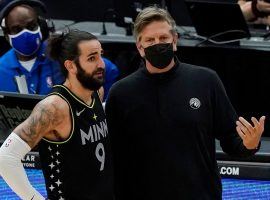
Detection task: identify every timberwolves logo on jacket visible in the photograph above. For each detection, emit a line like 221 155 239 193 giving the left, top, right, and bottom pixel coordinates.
189 97 201 109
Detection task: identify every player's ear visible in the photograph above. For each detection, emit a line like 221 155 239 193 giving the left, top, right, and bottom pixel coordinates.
64 60 76 74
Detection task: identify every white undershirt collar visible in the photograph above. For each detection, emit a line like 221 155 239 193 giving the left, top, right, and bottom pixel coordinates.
18 58 37 72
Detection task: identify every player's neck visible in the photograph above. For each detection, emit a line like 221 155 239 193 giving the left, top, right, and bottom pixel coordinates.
63 79 94 106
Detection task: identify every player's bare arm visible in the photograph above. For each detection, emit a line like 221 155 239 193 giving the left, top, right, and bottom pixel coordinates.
13 95 70 148
0 96 70 200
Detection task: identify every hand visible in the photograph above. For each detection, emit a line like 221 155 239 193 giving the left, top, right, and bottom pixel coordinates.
236 116 265 149
257 0 270 13
239 0 270 23
254 15 270 25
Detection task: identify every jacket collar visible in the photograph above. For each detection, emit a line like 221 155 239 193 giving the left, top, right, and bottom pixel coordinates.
142 56 181 82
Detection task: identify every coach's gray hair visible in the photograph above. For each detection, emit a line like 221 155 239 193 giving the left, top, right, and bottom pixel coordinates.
133 6 177 41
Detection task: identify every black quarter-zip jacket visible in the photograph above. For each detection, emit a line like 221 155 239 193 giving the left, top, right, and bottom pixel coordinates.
106 59 257 200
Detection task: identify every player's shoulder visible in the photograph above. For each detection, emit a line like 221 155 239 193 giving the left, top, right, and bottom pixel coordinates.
34 95 69 115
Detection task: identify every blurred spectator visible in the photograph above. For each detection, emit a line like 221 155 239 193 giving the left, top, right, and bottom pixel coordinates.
0 0 64 94
0 0 120 97
103 57 119 101
239 0 270 25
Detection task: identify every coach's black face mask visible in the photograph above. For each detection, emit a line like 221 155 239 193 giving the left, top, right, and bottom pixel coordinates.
144 43 174 69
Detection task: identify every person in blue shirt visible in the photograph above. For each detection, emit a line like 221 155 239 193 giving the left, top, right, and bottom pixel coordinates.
0 0 64 95
0 42 64 95
0 0 120 96
103 57 119 101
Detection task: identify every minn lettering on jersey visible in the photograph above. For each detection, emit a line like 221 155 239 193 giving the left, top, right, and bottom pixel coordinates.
80 119 108 145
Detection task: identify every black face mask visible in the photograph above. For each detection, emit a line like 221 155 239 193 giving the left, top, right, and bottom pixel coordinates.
144 43 174 69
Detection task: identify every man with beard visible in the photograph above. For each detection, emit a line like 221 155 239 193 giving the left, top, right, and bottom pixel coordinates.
0 29 114 200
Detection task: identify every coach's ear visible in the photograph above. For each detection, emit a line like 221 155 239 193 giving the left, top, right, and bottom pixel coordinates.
136 41 145 58
173 32 178 51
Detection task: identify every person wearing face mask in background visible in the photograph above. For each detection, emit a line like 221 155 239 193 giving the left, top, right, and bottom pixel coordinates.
0 0 64 95
0 0 120 98
106 6 265 200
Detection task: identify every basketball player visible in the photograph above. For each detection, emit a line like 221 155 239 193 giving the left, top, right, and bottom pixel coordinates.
0 30 114 200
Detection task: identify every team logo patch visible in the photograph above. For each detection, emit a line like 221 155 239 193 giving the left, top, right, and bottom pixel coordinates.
46 76 53 88
189 98 201 109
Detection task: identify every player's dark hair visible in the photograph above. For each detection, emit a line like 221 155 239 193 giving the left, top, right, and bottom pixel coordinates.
47 29 98 78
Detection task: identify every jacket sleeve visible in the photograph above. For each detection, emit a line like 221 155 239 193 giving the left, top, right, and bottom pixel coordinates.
105 84 128 198
210 71 259 157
